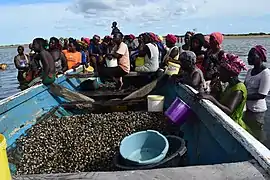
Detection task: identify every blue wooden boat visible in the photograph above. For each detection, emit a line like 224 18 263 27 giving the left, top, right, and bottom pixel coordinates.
1 67 270 179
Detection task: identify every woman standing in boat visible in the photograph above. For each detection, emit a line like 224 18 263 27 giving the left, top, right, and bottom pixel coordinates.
14 46 30 84
204 32 225 81
49 37 68 74
198 53 249 131
135 33 159 72
62 40 82 70
162 34 180 66
190 33 206 73
244 45 270 143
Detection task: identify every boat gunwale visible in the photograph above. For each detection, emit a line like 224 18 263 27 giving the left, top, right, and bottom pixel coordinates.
0 67 83 111
180 84 270 174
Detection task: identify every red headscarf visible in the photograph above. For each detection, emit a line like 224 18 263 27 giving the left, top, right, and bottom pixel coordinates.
220 53 247 75
210 32 224 46
252 45 267 62
83 38 90 45
166 34 177 44
129 34 136 40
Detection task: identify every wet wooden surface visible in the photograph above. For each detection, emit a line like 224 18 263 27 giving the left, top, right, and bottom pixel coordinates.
13 160 269 180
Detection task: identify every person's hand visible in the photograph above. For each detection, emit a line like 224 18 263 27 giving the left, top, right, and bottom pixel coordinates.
196 92 212 100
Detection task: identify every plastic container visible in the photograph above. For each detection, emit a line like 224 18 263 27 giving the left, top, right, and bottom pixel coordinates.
165 97 191 125
120 130 169 165
106 58 118 67
147 95 164 112
114 135 187 170
0 134 11 180
166 62 180 76
135 57 145 67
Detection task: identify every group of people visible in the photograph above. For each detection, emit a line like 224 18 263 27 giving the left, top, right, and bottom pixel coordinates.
174 32 270 146
13 22 270 145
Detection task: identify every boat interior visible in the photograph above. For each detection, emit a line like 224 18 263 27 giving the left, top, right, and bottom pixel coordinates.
1 68 270 179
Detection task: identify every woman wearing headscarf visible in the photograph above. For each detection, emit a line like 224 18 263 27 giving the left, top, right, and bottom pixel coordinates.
162 34 180 66
204 32 225 81
244 45 270 143
135 33 159 72
198 53 249 131
190 33 206 73
172 51 206 92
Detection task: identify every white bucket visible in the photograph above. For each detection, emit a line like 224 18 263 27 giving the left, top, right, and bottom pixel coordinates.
166 62 180 76
147 95 165 112
106 58 118 67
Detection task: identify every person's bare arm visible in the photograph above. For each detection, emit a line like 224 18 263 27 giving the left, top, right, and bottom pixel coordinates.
180 71 201 88
198 91 243 115
60 52 68 72
40 52 50 78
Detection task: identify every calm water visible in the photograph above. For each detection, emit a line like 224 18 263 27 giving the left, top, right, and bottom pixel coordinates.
1 37 270 112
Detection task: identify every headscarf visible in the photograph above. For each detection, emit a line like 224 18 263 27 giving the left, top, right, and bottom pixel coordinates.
252 45 267 62
180 51 197 64
220 53 247 75
166 34 177 44
210 32 224 46
83 38 90 45
129 34 136 40
78 41 88 48
191 33 205 47
93 35 101 41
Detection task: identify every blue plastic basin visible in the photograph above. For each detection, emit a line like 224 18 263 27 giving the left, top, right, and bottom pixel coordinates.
120 130 169 165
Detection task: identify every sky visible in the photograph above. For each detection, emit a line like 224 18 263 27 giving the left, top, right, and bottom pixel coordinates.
0 0 270 45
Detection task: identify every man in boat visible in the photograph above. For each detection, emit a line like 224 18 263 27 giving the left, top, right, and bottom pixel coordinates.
135 33 159 73
111 21 121 36
49 37 68 74
99 32 130 89
14 46 30 85
162 34 180 66
32 38 56 85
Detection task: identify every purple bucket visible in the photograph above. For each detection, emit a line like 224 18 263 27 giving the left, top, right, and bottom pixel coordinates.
165 98 191 125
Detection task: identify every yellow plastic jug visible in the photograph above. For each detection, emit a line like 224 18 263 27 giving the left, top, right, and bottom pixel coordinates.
135 57 145 67
0 134 11 180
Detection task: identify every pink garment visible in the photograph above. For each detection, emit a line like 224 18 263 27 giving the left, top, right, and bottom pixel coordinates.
220 53 247 75
83 38 90 45
253 45 267 62
113 42 130 73
129 34 136 40
166 34 177 44
210 32 224 45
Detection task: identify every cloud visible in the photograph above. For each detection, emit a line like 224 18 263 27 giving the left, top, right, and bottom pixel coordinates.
0 0 270 44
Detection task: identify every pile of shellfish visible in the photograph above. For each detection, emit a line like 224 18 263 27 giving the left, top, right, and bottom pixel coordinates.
15 112 170 175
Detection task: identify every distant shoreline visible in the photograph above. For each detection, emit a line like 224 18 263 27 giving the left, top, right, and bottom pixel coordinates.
224 35 270 39
0 34 269 49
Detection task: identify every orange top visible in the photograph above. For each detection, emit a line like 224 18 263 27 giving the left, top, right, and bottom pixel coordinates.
62 50 82 69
